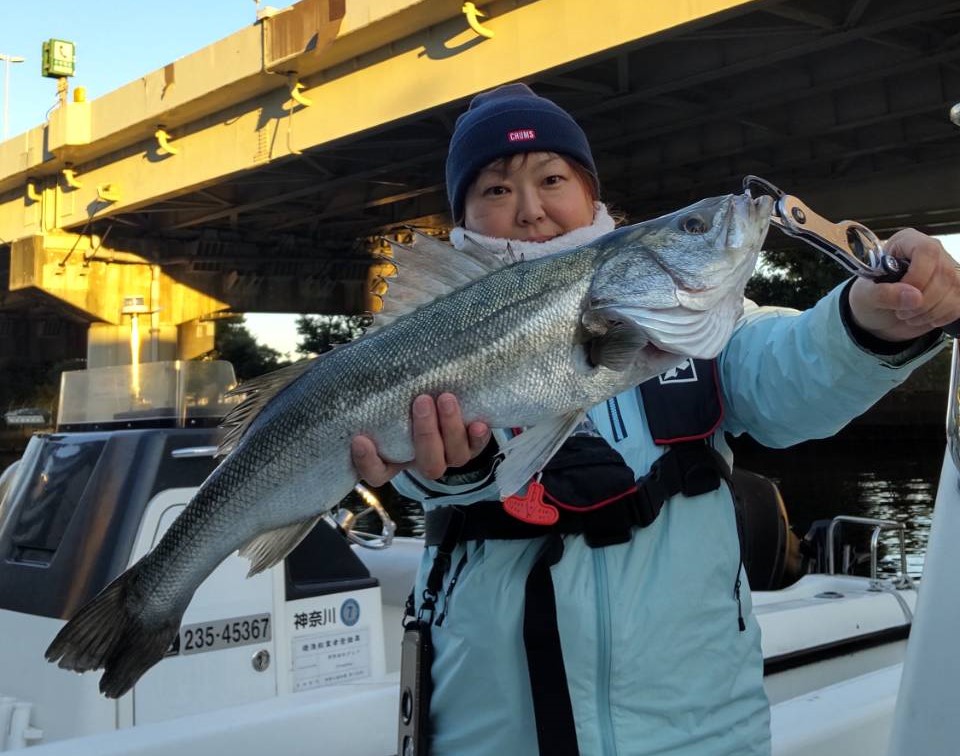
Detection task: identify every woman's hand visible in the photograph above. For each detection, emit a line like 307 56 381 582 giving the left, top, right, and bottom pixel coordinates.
848 228 960 342
350 393 492 487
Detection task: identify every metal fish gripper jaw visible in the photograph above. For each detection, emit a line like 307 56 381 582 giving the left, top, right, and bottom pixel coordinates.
742 175 903 282
742 175 960 338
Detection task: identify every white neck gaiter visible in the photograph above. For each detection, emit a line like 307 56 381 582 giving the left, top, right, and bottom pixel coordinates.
448 203 616 262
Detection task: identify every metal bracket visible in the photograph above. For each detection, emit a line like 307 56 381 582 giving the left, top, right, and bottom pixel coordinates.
287 76 313 108
96 183 121 203
62 167 82 190
25 180 42 203
463 2 495 38
155 127 179 156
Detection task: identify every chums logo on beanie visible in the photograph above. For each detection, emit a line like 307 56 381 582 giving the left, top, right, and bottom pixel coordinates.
445 83 599 221
508 129 537 142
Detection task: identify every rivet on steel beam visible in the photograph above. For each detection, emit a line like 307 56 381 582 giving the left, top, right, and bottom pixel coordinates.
96 183 121 203
26 180 42 203
155 127 179 156
462 2 495 39
288 77 313 108
62 167 82 190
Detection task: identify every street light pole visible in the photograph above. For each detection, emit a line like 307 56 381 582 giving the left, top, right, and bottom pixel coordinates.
0 53 26 141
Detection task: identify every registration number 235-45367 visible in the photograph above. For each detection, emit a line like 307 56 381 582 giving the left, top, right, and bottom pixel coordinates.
175 614 272 656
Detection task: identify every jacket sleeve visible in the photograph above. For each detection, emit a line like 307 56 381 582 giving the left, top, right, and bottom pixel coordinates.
719 281 947 448
390 429 509 508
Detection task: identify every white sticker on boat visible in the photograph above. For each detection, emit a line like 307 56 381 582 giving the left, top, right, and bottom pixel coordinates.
291 626 371 691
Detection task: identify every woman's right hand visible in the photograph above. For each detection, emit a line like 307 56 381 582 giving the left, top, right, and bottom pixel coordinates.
350 393 492 487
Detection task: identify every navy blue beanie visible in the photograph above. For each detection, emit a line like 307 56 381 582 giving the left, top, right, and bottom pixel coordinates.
445 83 599 222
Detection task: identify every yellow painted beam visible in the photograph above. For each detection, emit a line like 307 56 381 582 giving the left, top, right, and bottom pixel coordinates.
0 0 762 243
0 0 424 189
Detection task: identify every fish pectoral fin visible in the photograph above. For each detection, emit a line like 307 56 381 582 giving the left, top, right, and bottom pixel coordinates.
495 409 586 498
588 322 650 371
239 516 322 577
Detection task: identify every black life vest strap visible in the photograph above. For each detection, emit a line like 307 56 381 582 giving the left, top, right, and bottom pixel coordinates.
524 534 580 756
424 443 730 546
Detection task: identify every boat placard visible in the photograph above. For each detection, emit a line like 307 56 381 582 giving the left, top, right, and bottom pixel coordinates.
291 626 371 691
171 613 272 656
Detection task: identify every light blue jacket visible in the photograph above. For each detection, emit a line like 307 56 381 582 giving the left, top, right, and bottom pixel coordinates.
394 285 944 756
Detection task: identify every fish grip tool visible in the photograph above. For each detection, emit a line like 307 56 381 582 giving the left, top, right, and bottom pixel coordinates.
743 175 960 338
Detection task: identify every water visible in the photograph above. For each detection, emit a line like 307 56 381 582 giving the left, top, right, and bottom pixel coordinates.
728 432 944 580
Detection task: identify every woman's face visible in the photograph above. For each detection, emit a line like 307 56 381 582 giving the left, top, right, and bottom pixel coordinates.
463 152 595 241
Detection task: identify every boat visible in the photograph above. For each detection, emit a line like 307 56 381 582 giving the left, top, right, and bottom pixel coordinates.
0 349 953 755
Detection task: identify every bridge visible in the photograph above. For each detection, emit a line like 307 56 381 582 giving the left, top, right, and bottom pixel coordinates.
1 0 959 369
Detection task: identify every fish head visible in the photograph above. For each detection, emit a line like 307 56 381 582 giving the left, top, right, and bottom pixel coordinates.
584 193 772 365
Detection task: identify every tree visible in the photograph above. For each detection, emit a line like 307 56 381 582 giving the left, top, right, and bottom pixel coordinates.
295 314 371 355
745 246 847 310
213 316 289 381
0 358 84 423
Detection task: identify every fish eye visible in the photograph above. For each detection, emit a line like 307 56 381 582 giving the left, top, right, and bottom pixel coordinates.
681 215 708 234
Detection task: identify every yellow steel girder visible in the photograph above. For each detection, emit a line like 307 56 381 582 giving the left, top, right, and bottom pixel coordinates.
0 0 761 243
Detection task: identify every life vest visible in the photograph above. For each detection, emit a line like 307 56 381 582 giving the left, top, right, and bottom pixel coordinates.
423 358 729 547
418 358 737 756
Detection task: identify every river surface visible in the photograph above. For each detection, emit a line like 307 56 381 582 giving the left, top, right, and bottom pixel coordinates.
1 430 946 580
725 432 944 580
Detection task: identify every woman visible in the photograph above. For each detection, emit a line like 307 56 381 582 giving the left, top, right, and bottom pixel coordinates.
352 84 959 755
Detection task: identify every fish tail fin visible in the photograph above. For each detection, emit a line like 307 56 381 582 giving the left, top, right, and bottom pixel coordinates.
45 567 182 699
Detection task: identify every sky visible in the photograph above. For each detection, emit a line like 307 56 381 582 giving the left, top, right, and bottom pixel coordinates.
2 2 959 358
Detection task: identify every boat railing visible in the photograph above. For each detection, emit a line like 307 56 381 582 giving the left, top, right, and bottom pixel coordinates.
826 515 911 589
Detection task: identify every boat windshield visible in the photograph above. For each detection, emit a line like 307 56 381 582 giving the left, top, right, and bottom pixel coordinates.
57 360 240 430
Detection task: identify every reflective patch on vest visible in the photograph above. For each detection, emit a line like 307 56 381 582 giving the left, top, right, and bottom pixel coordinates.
605 397 628 442
658 358 698 384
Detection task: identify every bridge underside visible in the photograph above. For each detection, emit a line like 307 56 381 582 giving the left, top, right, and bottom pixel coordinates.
1 0 959 334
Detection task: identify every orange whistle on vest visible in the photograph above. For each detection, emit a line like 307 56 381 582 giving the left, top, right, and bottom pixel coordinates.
502 480 559 526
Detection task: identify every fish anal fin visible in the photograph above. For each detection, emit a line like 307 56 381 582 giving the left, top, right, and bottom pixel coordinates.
239 516 322 577
495 410 586 499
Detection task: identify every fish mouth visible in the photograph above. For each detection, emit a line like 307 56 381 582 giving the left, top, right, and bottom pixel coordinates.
722 193 773 250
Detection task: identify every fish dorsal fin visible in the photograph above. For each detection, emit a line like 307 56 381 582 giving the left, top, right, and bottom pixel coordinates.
217 358 317 457
495 409 586 498
239 515 322 576
367 230 507 333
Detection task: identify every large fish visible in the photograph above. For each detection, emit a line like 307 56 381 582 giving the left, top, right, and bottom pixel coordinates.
45 192 772 697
